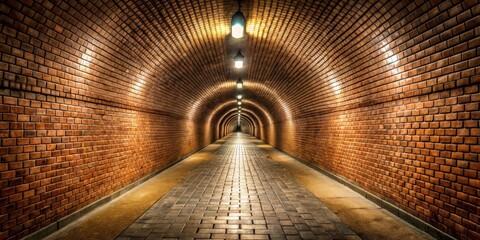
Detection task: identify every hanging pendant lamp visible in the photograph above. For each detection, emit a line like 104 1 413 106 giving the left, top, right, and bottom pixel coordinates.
231 1 246 39
234 51 244 68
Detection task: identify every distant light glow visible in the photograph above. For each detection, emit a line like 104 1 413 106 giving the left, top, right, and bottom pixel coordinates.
235 60 243 68
382 42 399 66
129 70 148 98
332 81 341 95
387 55 398 64
237 94 242 99
237 101 242 105
80 51 93 72
237 80 243 89
234 51 244 69
80 53 92 66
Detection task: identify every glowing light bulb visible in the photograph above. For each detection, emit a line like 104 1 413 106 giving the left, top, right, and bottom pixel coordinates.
237 94 242 99
231 11 246 39
236 79 243 89
232 24 244 38
235 60 243 68
234 51 244 69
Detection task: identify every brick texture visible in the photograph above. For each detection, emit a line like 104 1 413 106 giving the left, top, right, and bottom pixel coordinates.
0 1 219 238
0 0 479 239
255 1 480 239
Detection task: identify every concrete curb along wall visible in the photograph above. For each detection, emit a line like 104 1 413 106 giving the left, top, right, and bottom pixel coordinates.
22 147 207 240
277 149 457 240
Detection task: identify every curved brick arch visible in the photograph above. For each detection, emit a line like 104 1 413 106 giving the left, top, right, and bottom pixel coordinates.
219 109 259 138
209 99 274 141
223 114 255 136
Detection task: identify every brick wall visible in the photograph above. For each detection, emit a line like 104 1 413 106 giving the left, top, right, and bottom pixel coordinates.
277 86 479 238
0 93 210 239
0 1 214 239
268 1 480 239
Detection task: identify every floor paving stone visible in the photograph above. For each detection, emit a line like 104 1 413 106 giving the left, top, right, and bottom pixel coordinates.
117 133 359 239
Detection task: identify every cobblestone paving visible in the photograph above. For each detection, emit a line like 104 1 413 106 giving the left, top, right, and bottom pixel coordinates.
117 133 359 239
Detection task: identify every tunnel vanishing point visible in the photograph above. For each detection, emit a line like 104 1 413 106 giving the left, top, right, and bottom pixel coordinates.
0 0 479 239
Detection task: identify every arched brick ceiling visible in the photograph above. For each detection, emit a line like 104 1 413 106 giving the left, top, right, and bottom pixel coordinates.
211 100 271 126
208 98 274 139
219 109 259 135
53 0 477 149
4 0 476 125
223 114 255 132
58 0 405 125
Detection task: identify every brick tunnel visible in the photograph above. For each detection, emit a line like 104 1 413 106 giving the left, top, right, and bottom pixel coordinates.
0 0 479 239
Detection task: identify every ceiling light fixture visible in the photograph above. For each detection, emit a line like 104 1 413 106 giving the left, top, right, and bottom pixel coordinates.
231 1 246 39
234 51 244 68
236 78 243 89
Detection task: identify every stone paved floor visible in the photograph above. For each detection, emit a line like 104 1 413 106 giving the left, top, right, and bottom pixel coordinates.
117 133 359 240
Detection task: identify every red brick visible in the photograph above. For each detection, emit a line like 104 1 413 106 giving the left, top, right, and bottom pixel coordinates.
3 96 17 105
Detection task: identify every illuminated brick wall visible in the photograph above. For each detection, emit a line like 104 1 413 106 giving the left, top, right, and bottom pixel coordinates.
271 1 480 238
0 1 214 238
